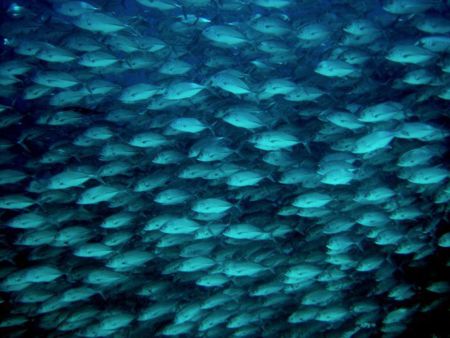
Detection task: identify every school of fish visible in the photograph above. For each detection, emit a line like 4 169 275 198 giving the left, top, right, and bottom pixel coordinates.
0 0 449 337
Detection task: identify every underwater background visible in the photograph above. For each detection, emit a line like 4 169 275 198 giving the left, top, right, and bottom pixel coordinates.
0 0 449 337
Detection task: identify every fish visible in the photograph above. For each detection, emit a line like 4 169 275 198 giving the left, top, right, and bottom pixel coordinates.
0 195 35 210
223 223 271 240
315 60 360 78
386 44 436 64
154 188 192 205
0 169 28 185
164 82 205 100
33 71 79 88
119 83 160 103
298 23 330 41
202 25 248 46
352 131 396 154
210 70 252 95
76 185 123 204
169 117 208 134
292 192 333 208
191 198 233 214
249 130 300 151
159 59 192 75
358 101 405 123
55 1 99 17
397 144 445 167
74 12 127 33
383 0 442 15
222 261 269 277
73 243 114 258
0 1 448 337
79 51 119 68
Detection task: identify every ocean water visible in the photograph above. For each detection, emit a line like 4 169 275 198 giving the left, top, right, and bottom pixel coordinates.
0 0 449 337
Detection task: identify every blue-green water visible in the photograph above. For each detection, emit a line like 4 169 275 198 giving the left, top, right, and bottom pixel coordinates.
0 0 449 337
